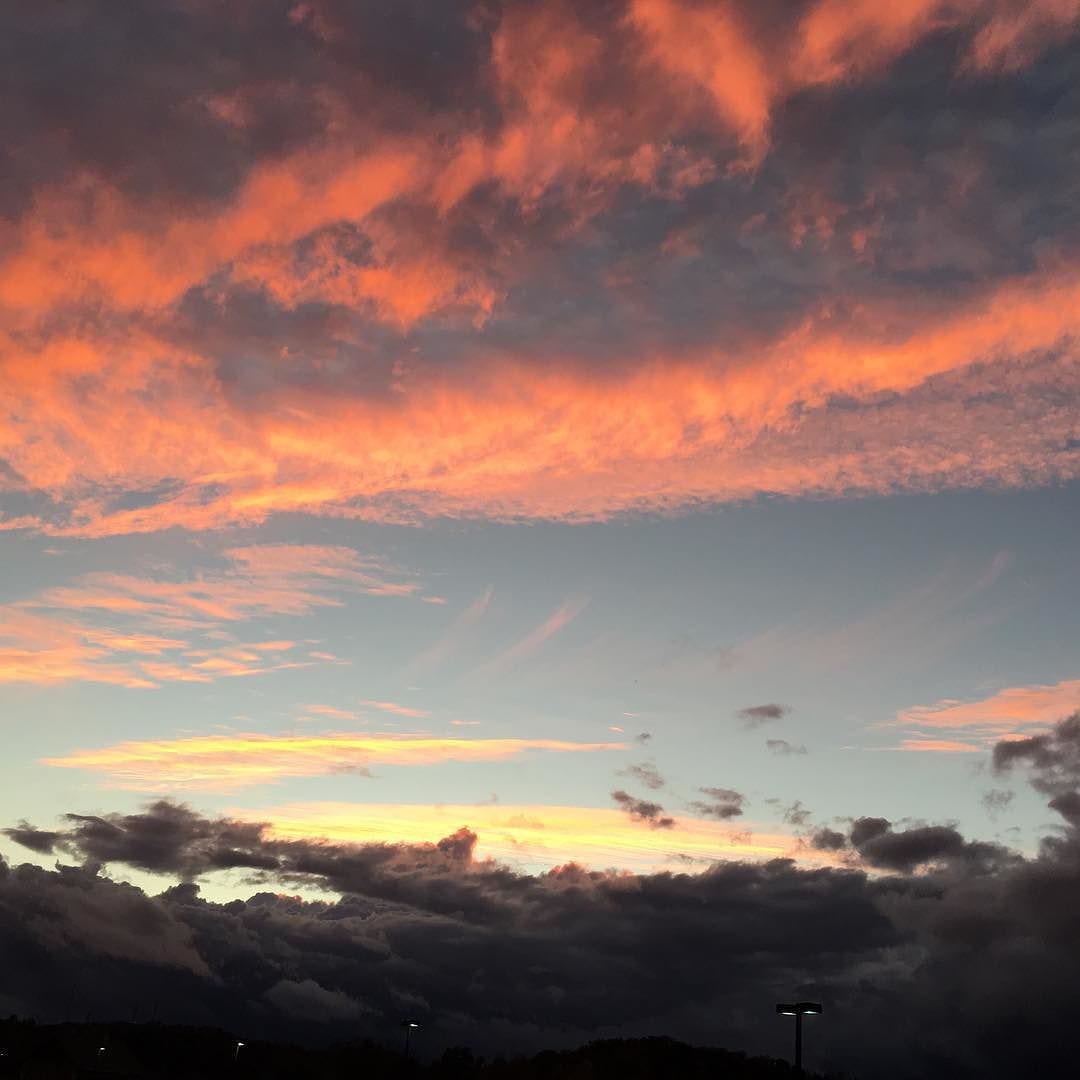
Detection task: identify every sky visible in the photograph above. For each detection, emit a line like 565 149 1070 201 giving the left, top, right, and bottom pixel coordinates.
1 2 1080 1077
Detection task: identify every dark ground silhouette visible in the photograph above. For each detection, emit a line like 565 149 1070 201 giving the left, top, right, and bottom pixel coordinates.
0 1019 851 1080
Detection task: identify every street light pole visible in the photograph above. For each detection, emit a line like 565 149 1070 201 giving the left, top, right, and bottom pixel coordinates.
402 1021 419 1061
776 1002 822 1075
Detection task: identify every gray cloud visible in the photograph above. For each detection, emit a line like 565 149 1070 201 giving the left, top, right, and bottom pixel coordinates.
618 762 665 791
610 790 676 830
1 822 63 855
766 739 807 756
782 801 811 827
7 782 1080 1077
687 788 746 820
993 712 1080 797
810 827 848 852
981 789 1015 817
737 704 790 729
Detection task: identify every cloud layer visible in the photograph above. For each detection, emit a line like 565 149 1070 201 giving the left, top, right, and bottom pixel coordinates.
6 714 1080 1080
43 733 626 792
1 1 1078 536
0 544 425 687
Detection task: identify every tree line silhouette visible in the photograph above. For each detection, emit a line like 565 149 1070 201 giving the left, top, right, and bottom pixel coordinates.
0 1019 851 1080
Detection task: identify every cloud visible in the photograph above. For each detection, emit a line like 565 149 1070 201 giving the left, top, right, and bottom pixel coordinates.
736 703 790 728
849 819 1012 875
408 588 493 672
897 738 984 753
359 700 430 719
302 705 361 722
897 679 1080 742
483 597 588 671
0 544 424 688
810 827 847 852
263 978 370 1023
982 789 1015 817
2 822 63 855
765 738 807 756
618 762 665 790
687 787 745 820
611 790 676 830
0 5 1077 536
43 733 626 793
6 783 1080 1076
781 800 811 827
992 711 1080 798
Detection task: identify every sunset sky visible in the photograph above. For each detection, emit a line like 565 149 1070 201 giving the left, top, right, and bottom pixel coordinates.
2 2 1080 1074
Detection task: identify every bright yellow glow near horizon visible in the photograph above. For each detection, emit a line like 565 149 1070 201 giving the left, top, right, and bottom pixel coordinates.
238 801 843 875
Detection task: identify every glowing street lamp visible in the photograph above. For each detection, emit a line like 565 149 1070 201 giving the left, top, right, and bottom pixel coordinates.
234 1041 245 1063
402 1021 420 1061
776 1001 822 1074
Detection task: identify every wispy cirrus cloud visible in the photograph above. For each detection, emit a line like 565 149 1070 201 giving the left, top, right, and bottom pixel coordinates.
301 705 361 723
482 596 589 672
407 588 493 673
0 544 425 688
898 738 985 754
895 678 1080 748
359 700 430 719
43 732 627 792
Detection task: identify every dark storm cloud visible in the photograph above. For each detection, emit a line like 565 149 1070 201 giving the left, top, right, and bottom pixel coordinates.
736 704 790 728
687 788 745 820
836 809 1020 876
611 790 676 829
810 827 847 852
1 822 63 855
993 711 1080 796
8 776 1080 1078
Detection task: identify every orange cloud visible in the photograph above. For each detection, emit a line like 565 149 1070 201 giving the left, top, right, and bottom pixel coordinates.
0 544 422 687
0 605 315 690
897 738 984 753
42 733 627 792
0 4 1078 538
898 679 1080 739
359 700 430 719
1 264 1078 537
302 705 361 722
239 801 842 874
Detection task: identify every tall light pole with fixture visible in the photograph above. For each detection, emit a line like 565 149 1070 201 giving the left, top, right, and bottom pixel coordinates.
775 1001 822 1074
234 1041 245 1064
402 1021 420 1061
